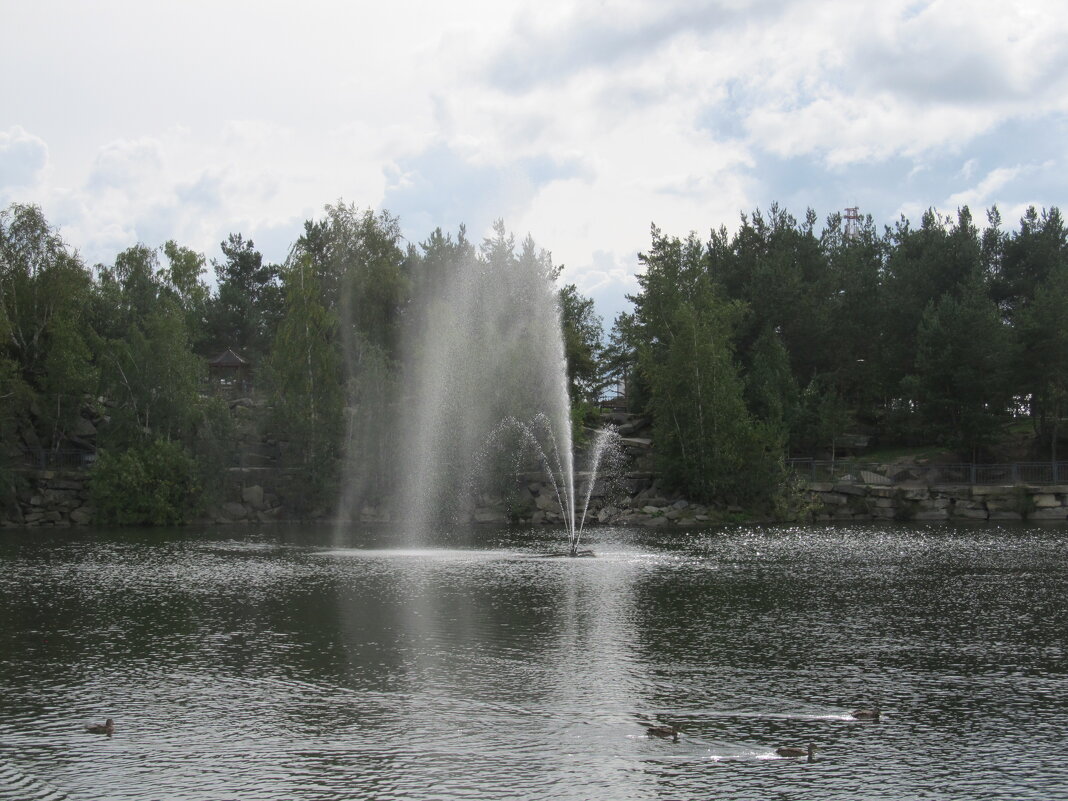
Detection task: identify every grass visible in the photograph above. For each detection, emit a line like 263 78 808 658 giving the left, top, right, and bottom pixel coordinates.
838 418 1044 465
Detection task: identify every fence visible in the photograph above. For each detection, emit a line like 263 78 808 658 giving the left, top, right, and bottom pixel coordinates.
17 449 96 470
787 459 1068 486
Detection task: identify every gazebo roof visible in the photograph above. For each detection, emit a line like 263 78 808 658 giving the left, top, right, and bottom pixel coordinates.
208 348 251 368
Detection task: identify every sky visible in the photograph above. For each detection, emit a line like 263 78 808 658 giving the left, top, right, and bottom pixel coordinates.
2 0 1066 326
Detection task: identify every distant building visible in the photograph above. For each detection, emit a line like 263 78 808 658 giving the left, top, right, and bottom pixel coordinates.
208 348 253 393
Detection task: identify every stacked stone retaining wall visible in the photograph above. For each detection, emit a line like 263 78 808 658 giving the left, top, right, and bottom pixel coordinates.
2 471 93 528
7 467 1068 528
807 482 1067 522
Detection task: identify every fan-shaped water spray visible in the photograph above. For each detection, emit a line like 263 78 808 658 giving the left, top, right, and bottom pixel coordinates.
485 416 622 555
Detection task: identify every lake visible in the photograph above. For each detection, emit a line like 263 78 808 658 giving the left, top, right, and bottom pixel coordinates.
1 523 1066 800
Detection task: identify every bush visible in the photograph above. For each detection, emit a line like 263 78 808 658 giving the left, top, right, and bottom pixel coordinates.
570 401 602 449
191 396 237 509
90 439 201 525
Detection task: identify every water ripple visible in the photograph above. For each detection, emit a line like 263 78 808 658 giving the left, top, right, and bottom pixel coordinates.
1 523 1067 799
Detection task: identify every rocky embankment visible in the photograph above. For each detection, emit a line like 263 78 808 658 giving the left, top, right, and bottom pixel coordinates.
2 471 94 527
7 467 1068 528
346 472 730 528
6 400 1068 527
808 482 1068 522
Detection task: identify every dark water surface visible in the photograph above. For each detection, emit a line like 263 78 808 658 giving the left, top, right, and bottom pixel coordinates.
1 523 1066 800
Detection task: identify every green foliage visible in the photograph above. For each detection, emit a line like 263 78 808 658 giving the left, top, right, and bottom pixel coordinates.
712 205 834 385
880 207 984 392
820 210 884 412
6 196 1068 524
205 234 282 360
994 206 1067 319
911 279 1014 458
643 300 783 505
0 203 95 451
0 204 94 377
570 400 602 448
603 311 645 412
266 256 344 514
633 228 784 505
617 201 1066 470
1004 210 1068 457
293 202 410 357
410 226 475 302
161 240 211 351
559 283 606 405
90 439 200 525
0 312 30 509
340 333 398 506
40 312 98 443
88 243 207 450
745 326 797 437
793 375 853 460
190 395 237 508
97 302 204 446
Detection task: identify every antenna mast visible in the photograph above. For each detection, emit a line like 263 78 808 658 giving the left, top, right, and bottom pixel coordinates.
844 206 861 240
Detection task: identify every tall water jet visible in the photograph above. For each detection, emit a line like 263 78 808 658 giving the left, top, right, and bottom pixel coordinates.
398 224 584 549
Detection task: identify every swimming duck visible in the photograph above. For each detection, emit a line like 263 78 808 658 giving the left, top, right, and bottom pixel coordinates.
851 708 880 721
646 724 680 742
776 743 816 762
86 718 114 735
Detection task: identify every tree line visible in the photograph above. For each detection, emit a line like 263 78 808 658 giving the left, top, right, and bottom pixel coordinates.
608 204 1068 507
0 202 604 522
2 200 1065 521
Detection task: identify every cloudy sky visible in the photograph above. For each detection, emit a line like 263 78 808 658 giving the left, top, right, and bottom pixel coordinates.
2 0 1066 324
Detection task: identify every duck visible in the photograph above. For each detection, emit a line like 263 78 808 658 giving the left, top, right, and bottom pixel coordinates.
851 708 880 721
86 718 114 735
645 724 680 742
776 743 816 762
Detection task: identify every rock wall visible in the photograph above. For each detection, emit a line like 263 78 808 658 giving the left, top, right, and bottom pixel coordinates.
807 482 1067 522
7 455 1067 529
1 471 94 528
349 472 728 528
204 468 291 524
454 476 1068 528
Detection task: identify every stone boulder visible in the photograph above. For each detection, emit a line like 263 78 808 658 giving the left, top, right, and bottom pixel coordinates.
474 508 508 524
70 506 94 525
617 417 650 436
534 492 559 512
642 515 670 528
242 485 266 511
221 502 248 521
597 505 620 523
859 470 891 485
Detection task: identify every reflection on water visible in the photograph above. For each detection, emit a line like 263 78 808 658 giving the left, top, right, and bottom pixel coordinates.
1 524 1067 800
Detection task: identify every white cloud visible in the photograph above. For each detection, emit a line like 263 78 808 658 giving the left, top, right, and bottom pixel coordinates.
46 132 310 266
946 166 1023 209
1 0 1066 320
893 200 931 224
88 138 166 191
0 126 48 190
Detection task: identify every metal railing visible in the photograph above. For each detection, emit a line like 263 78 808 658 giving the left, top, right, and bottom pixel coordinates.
787 459 1068 486
17 449 96 470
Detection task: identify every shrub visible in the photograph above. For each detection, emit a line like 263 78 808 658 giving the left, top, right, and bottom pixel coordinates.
90 439 200 525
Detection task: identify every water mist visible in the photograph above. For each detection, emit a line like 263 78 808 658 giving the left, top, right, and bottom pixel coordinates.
397 227 589 552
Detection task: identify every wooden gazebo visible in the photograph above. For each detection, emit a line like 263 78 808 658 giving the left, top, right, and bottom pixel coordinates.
208 348 252 392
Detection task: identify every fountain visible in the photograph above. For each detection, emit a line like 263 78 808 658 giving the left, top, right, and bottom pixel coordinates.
487 415 621 555
395 224 616 555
